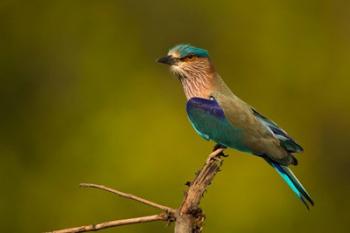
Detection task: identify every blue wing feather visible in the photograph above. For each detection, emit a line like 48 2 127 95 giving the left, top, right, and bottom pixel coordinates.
265 158 314 209
252 109 303 153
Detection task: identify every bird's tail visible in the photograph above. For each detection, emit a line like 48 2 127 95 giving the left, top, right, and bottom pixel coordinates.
265 158 314 209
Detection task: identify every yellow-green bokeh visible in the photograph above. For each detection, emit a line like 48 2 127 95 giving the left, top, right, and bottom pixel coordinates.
1 1 349 232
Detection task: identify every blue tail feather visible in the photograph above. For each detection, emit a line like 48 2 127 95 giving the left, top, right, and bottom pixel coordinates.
265 159 314 209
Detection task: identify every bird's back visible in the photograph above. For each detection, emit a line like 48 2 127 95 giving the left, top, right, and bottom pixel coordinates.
203 75 298 165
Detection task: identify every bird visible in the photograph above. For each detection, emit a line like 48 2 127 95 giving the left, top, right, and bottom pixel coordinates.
157 44 314 209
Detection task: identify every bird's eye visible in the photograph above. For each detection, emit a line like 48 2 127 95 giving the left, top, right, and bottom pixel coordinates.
180 54 195 61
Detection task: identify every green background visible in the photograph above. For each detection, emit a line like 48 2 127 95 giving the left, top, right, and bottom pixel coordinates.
1 1 349 232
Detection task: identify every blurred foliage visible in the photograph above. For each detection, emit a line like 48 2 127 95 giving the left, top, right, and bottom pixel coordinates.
0 0 349 232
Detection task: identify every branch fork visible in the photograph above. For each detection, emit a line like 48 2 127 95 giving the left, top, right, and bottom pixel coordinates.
47 148 227 233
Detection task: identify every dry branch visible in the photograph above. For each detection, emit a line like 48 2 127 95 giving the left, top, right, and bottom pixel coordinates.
46 214 168 233
175 148 225 233
79 183 176 214
47 148 227 233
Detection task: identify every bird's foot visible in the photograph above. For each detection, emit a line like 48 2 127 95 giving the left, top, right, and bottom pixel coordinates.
207 145 228 163
212 144 228 157
212 143 226 152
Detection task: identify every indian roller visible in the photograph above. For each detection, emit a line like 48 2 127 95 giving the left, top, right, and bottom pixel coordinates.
157 44 314 209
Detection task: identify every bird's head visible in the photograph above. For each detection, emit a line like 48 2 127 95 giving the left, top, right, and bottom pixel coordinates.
157 44 212 79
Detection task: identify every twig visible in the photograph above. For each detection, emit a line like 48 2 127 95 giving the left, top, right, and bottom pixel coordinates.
46 214 168 233
79 183 176 214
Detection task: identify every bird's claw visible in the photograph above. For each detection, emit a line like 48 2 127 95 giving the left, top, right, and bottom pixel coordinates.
206 156 220 163
207 145 229 163
219 152 229 157
207 151 227 163
212 144 226 152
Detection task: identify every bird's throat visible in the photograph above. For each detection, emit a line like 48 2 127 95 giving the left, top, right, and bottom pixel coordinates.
179 73 214 100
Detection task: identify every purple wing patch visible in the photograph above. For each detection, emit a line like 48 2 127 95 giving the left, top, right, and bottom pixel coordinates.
186 97 226 119
185 97 250 152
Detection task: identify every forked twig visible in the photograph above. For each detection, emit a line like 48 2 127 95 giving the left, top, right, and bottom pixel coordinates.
47 148 227 233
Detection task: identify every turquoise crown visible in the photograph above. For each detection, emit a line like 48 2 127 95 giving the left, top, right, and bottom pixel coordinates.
169 44 209 58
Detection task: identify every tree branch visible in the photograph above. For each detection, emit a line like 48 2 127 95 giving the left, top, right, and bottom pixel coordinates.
46 214 169 233
47 148 227 233
79 183 176 214
175 148 226 233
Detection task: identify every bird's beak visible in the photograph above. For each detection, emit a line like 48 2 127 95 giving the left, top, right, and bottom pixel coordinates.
156 55 175 65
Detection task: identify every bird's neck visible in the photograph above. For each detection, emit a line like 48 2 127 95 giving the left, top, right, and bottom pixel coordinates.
177 62 218 100
180 75 214 100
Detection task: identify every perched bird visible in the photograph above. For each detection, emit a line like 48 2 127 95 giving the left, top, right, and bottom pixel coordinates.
157 44 314 209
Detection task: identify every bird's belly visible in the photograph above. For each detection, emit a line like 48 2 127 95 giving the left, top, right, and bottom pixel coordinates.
189 115 251 153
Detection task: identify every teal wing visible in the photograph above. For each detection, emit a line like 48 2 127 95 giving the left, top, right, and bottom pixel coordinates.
186 97 251 152
252 109 303 153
